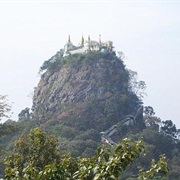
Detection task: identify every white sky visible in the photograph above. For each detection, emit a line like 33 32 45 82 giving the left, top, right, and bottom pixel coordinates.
0 1 180 128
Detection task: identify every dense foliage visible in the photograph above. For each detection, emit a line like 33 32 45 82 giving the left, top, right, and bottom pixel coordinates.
4 128 168 180
0 95 11 121
40 51 118 73
0 51 179 178
4 128 60 179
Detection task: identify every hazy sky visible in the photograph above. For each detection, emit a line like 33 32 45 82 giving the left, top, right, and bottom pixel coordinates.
0 1 180 128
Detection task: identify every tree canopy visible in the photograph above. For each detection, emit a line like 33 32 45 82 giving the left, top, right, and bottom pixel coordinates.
4 128 168 180
0 95 11 121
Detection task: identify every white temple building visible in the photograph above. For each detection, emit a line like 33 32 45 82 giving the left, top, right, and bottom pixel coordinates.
63 35 114 57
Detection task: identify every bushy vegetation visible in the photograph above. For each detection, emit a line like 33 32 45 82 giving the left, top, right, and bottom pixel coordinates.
4 128 168 180
0 95 11 120
39 51 118 73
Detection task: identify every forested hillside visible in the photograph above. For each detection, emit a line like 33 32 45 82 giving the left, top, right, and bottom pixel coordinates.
0 51 179 179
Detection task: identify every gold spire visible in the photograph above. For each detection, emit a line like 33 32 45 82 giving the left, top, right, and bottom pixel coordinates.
88 35 90 42
99 34 101 44
81 35 84 46
68 35 71 42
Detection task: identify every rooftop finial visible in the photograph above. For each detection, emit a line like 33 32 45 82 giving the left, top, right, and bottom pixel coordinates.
81 35 84 46
68 35 71 42
88 35 90 42
99 34 101 44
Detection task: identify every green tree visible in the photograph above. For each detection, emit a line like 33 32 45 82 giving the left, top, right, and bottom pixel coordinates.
144 106 155 116
161 120 177 138
144 116 161 131
143 106 161 131
18 107 31 121
138 154 168 180
4 128 60 179
0 95 11 121
0 95 15 177
128 70 146 99
4 128 168 180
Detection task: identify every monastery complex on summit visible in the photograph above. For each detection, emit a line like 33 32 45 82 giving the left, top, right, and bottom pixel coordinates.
63 35 114 57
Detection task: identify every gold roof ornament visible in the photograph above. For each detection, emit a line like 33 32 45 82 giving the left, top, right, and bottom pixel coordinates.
99 34 101 44
68 35 71 42
81 35 84 46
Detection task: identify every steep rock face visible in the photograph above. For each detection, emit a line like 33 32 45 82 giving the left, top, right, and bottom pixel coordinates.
32 52 140 131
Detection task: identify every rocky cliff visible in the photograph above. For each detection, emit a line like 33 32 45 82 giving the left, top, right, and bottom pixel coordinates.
32 52 141 156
